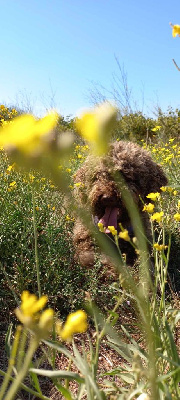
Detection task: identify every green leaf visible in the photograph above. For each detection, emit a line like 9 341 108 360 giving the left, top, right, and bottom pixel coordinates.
55 383 73 400
29 368 84 384
165 320 180 366
29 364 43 394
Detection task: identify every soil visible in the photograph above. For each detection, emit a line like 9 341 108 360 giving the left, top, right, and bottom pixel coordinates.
0 296 179 400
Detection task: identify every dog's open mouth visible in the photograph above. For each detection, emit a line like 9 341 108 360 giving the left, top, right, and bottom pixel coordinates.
94 206 119 233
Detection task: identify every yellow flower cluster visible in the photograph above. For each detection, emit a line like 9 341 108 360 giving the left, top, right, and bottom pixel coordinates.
15 291 54 339
15 291 88 342
98 223 131 242
0 105 18 126
153 243 168 251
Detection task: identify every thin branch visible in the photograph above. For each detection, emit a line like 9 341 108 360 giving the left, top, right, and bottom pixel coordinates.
172 58 180 71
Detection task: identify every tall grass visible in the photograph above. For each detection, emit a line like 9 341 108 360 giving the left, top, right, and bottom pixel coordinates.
0 106 179 399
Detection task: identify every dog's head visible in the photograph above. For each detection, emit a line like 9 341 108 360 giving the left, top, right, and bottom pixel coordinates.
74 141 168 233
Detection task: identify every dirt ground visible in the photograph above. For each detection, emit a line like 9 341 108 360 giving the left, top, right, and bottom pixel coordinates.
0 296 179 399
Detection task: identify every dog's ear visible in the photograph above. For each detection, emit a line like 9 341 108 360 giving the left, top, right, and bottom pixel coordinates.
132 158 168 200
144 162 168 196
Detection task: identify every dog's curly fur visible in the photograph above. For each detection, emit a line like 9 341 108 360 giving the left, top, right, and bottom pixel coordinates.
73 141 168 267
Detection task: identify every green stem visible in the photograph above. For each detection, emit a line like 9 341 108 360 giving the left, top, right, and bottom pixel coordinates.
0 326 21 400
93 295 123 379
4 336 38 400
0 369 50 400
32 190 41 298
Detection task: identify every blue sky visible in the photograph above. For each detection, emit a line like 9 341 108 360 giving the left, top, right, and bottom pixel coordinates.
1 0 180 118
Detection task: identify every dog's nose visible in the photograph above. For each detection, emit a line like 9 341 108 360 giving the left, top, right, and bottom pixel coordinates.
100 193 115 206
101 194 109 200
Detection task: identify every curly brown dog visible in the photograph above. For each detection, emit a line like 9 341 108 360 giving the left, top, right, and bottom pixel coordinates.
73 141 168 267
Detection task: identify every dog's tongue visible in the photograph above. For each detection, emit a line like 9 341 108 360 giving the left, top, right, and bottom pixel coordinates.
99 207 119 233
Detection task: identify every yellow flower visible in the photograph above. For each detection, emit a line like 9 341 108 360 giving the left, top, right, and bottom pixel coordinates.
151 126 162 132
76 102 117 155
174 213 180 222
173 190 178 196
160 186 167 192
29 174 35 182
97 222 105 232
146 192 160 201
66 214 74 222
154 243 168 251
15 291 54 338
8 181 17 191
151 211 164 223
171 23 180 37
108 226 117 236
143 203 155 213
6 163 16 174
9 181 16 187
57 310 87 341
0 112 58 155
74 182 82 187
119 229 130 241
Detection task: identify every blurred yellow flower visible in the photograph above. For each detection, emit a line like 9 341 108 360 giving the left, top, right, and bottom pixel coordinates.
0 112 58 155
154 243 168 251
151 211 164 223
9 181 16 187
143 203 155 213
74 182 83 187
108 226 117 236
174 213 180 222
171 23 180 37
119 229 130 241
146 192 160 201
98 222 105 232
151 126 161 132
57 310 87 341
29 174 35 182
76 102 117 155
160 186 167 192
6 163 16 174
15 291 54 338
